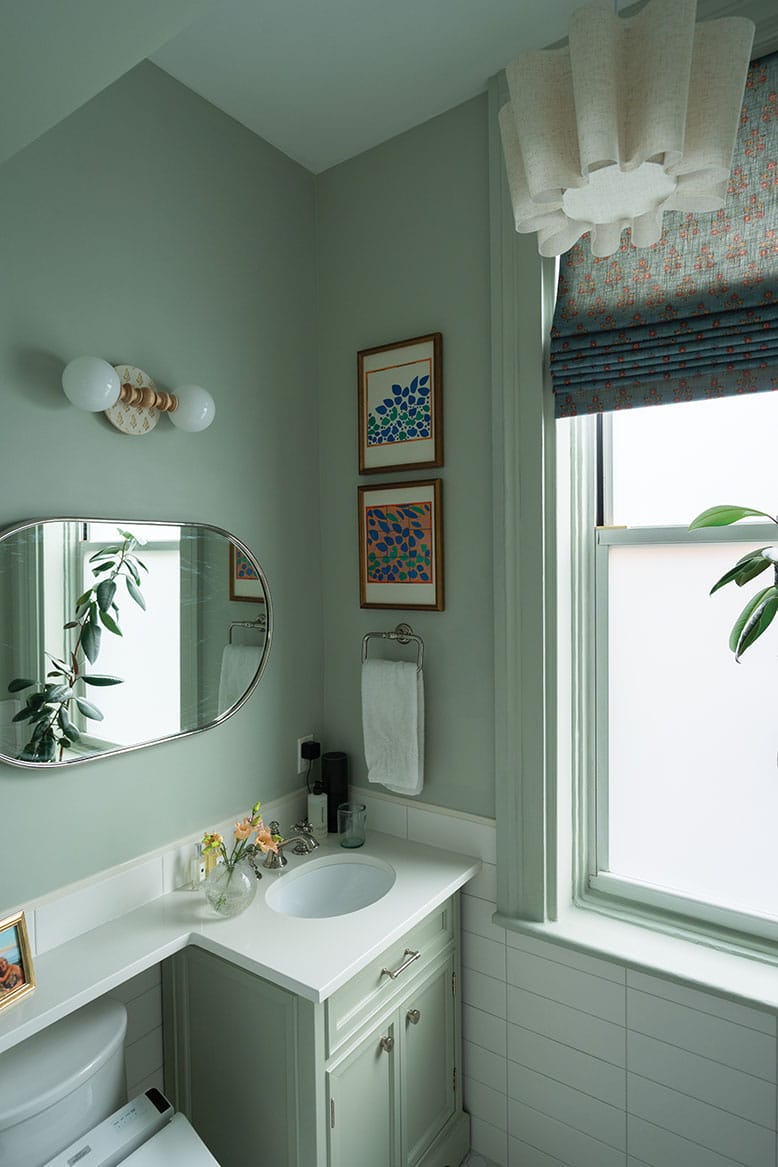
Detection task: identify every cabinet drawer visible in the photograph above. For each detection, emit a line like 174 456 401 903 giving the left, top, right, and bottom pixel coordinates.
326 897 455 1058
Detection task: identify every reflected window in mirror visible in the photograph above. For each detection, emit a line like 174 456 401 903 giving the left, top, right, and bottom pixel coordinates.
0 518 272 767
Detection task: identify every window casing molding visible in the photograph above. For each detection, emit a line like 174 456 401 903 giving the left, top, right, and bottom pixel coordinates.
489 72 557 922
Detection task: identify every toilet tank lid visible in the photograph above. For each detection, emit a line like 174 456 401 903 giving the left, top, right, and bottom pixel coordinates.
0 998 127 1129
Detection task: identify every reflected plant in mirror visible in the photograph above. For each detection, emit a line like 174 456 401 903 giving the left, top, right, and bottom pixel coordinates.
0 518 272 768
8 530 147 762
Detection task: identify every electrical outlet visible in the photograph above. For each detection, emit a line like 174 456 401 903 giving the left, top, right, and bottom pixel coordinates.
297 734 314 774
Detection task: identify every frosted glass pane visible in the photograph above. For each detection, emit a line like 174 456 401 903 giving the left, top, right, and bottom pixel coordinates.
607 541 778 919
611 394 778 527
79 548 181 745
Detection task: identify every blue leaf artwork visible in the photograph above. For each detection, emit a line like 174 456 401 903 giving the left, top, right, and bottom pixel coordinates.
366 364 432 449
365 502 433 584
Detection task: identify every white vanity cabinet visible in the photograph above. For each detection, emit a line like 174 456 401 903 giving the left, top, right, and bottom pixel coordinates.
327 952 458 1167
164 895 469 1167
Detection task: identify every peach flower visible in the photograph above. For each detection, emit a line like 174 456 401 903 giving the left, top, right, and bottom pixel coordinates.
255 825 279 854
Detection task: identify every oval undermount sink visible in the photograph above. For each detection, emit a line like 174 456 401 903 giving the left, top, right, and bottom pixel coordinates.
265 855 396 918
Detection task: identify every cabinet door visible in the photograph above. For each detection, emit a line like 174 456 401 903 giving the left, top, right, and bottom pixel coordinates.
401 955 456 1167
180 949 302 1167
327 1017 399 1167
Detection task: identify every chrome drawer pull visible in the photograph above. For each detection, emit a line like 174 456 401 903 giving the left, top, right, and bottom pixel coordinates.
381 948 421 980
380 1034 394 1053
406 1008 421 1025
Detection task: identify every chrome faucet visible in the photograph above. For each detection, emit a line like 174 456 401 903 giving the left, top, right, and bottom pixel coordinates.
263 819 320 869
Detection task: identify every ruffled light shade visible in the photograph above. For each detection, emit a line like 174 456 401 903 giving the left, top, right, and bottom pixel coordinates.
499 0 754 257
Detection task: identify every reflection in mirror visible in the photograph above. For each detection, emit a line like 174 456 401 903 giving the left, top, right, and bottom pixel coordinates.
0 519 272 767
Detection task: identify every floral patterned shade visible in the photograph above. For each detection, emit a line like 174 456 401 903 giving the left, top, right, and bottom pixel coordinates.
549 52 778 417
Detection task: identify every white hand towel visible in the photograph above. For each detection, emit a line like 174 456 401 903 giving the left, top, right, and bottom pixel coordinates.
218 644 261 712
362 659 424 795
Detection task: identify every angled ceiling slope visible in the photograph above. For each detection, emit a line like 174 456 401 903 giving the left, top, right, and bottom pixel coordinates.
151 0 778 174
0 0 214 168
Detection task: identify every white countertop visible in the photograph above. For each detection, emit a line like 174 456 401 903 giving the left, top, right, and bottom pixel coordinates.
0 832 480 1055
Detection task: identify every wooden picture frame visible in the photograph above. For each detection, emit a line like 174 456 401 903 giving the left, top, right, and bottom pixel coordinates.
229 544 264 603
358 479 444 610
358 333 443 474
0 911 35 1011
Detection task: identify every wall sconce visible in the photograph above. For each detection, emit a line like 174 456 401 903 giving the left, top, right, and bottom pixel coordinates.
62 356 215 435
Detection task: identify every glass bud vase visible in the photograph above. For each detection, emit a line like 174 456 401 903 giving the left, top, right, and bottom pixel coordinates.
204 857 258 918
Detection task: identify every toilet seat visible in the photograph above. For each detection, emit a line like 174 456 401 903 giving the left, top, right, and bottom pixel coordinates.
44 1093 220 1167
117 1114 219 1165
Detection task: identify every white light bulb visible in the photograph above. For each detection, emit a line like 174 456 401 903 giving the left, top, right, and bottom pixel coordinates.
169 384 215 432
62 356 121 412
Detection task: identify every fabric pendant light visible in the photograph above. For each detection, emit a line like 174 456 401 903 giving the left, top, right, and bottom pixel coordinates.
498 0 754 258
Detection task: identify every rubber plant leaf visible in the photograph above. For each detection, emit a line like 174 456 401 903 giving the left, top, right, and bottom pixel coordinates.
98 610 122 635
690 505 775 529
81 620 102 664
126 578 146 610
75 697 104 721
729 586 778 659
710 552 772 595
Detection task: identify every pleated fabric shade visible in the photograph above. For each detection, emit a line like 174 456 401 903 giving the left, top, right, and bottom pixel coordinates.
549 51 778 417
499 0 754 258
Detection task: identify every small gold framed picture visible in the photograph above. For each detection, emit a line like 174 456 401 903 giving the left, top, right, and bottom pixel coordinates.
0 910 35 1012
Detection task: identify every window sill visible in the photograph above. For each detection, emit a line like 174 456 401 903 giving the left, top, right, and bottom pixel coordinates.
493 900 778 1012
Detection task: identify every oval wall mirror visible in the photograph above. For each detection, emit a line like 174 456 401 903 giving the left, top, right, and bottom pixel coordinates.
0 518 272 768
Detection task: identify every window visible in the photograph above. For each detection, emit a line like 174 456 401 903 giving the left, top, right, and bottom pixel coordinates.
72 523 182 747
489 48 778 972
561 392 778 941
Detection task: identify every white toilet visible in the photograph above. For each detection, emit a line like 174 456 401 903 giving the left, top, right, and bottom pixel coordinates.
0 998 219 1166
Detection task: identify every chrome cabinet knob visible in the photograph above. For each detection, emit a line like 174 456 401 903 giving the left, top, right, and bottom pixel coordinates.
406 1008 421 1025
379 1035 394 1053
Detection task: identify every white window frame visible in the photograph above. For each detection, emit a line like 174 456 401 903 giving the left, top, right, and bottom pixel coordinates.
568 416 778 951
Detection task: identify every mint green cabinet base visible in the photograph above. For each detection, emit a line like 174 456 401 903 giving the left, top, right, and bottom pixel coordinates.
164 896 468 1167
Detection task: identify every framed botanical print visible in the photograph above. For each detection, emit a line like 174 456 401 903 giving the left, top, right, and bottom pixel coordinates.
229 543 264 602
358 333 442 474
358 479 444 610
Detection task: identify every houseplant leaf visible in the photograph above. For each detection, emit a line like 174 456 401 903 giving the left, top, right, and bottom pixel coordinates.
75 697 103 721
690 505 774 529
729 586 778 659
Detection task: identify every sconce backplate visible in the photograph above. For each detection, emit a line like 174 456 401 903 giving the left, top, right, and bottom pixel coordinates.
104 365 160 435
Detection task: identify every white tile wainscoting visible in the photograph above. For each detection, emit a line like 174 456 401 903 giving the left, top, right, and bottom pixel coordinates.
105 965 165 1099
361 790 778 1167
7 786 778 1167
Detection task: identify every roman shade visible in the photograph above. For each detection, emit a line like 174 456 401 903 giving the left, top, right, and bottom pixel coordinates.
549 52 778 417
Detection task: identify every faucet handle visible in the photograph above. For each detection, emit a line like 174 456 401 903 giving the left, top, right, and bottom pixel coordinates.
292 818 314 835
268 820 281 836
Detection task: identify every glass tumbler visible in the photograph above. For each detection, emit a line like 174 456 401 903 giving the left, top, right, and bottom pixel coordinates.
338 801 367 848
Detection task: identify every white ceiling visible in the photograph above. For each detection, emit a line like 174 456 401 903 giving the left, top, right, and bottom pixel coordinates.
151 0 778 174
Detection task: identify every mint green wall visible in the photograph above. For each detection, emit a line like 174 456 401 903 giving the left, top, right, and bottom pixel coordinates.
315 96 495 817
0 63 321 910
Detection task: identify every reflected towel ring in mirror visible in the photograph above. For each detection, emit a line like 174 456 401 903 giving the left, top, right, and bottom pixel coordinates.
0 518 272 768
62 356 215 434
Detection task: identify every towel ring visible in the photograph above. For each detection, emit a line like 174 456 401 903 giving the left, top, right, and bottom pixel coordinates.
228 616 267 644
362 623 424 673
